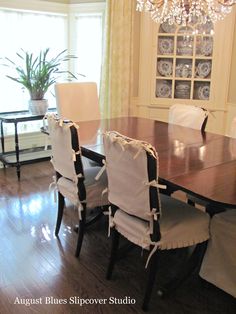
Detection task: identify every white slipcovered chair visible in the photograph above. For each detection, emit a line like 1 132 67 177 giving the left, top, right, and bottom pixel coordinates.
47 114 108 257
185 117 236 298
169 104 208 131
54 81 101 168
103 131 210 311
55 81 100 122
200 209 236 298
187 116 236 207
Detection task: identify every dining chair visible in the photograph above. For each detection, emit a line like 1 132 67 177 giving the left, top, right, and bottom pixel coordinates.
54 81 101 168
46 113 108 257
103 131 210 311
187 116 236 207
199 209 236 298
55 81 100 122
169 104 208 131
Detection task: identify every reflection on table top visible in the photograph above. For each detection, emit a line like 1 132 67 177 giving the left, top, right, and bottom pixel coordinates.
77 117 236 208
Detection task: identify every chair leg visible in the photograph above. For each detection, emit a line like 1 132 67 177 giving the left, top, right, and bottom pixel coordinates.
106 229 120 280
142 250 159 312
157 241 208 298
75 210 86 258
55 192 65 236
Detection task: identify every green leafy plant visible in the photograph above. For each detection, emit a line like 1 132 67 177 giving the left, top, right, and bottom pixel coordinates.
2 48 77 100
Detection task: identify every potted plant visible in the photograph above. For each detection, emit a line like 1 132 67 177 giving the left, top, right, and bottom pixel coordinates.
2 48 76 115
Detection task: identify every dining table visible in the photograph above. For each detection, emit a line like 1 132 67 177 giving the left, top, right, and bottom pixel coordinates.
76 116 236 215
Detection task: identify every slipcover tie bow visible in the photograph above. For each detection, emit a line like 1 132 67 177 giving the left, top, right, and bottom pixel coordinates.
148 208 158 235
77 202 85 220
103 206 115 237
145 241 161 269
104 131 158 159
144 179 167 190
72 149 81 162
49 175 58 202
95 159 107 181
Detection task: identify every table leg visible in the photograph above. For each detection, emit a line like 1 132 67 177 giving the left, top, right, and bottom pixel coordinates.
14 122 20 180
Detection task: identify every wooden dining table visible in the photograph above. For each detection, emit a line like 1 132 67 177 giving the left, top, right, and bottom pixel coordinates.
77 116 236 214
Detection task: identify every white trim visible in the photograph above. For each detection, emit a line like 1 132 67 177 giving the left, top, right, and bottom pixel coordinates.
70 2 105 14
0 0 68 14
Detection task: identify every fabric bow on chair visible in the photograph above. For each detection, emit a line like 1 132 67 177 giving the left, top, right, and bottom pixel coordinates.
46 113 108 257
103 131 210 311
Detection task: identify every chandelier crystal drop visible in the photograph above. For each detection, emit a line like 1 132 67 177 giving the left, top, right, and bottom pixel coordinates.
136 0 236 25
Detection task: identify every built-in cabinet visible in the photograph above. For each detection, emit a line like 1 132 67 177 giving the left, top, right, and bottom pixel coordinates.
156 22 213 102
134 9 236 135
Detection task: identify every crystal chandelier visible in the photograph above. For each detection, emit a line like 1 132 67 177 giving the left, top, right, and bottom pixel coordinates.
136 0 236 25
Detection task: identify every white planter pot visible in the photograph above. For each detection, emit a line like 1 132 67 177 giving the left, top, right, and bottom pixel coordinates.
28 99 49 115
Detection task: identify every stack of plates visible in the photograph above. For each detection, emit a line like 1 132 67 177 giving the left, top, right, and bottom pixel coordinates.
175 82 190 99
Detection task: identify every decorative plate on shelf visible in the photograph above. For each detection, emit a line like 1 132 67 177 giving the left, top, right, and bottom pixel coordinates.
156 81 172 98
196 61 211 78
161 22 176 34
159 38 174 54
157 59 173 76
200 38 213 56
198 85 210 100
196 22 214 34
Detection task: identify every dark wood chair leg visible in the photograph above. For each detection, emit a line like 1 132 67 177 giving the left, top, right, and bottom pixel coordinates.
157 241 208 298
106 229 120 280
142 250 159 312
75 210 86 258
55 192 65 236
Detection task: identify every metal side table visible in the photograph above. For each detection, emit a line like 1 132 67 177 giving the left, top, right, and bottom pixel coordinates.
0 111 52 180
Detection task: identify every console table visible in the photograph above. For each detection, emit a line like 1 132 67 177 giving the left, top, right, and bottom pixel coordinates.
0 111 52 180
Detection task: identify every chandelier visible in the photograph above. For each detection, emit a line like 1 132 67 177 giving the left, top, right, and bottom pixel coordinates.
136 0 236 25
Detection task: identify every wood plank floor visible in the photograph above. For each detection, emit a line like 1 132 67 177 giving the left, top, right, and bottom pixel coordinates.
0 162 235 314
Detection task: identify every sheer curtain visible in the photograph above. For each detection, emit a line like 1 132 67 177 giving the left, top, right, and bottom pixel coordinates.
99 0 135 118
0 9 67 113
75 14 103 91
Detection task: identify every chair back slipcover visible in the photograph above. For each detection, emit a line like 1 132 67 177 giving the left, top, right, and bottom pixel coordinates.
55 82 100 122
103 131 160 223
198 118 236 298
47 114 82 182
103 131 210 268
200 210 236 297
169 104 208 130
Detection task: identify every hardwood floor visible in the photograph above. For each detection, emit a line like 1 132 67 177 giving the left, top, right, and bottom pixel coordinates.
0 162 235 314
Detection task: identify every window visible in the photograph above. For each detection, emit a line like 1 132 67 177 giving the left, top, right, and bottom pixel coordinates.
0 9 67 112
75 13 103 91
0 1 105 115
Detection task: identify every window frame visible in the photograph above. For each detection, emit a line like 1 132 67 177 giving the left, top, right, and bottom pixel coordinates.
0 0 105 115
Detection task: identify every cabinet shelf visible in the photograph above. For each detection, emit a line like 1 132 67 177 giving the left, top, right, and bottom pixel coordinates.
155 23 213 101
